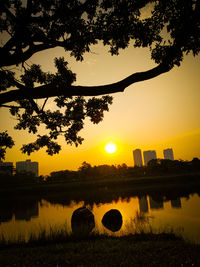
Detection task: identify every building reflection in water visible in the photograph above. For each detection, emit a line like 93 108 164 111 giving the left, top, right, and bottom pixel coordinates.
138 196 149 213
0 195 180 225
1 192 200 244
0 198 39 223
15 202 39 221
0 200 13 224
0 211 12 224
149 196 164 210
171 198 182 209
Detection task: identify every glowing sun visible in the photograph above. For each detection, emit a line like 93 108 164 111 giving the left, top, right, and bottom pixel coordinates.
105 142 117 154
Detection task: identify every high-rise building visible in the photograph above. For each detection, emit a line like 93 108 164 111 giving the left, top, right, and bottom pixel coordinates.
163 148 174 160
16 159 39 177
0 161 13 175
133 149 143 166
143 150 157 166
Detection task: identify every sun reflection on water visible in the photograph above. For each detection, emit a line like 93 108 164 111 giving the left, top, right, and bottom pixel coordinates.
0 194 200 243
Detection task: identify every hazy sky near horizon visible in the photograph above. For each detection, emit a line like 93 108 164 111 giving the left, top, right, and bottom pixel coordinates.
1 42 200 175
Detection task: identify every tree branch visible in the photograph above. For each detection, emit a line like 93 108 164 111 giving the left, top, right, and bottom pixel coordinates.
0 104 22 109
0 63 170 105
28 98 41 114
41 98 49 111
1 5 16 22
0 43 58 67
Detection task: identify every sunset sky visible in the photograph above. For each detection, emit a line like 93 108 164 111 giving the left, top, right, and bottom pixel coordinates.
1 43 200 175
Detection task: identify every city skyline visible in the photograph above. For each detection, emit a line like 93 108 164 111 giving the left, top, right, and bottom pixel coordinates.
133 148 175 167
0 159 39 177
3 146 199 176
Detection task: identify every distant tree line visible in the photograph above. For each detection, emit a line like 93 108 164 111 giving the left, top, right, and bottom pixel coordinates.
0 158 200 186
145 158 200 176
45 158 200 184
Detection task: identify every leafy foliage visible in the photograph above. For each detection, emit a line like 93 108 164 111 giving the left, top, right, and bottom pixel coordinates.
0 0 199 157
0 131 14 160
11 58 112 155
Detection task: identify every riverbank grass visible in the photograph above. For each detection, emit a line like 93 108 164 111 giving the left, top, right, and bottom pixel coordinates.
0 233 200 266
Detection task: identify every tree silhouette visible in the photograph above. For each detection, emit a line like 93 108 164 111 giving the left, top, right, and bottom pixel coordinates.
0 0 199 158
0 131 14 160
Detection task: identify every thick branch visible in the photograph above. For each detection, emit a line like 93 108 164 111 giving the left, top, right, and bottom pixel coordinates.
0 104 22 108
0 63 170 105
0 43 57 67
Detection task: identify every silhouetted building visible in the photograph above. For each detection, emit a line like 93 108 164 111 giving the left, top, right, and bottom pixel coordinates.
138 196 148 213
16 159 38 177
143 150 157 166
163 148 174 160
0 161 13 176
133 149 143 166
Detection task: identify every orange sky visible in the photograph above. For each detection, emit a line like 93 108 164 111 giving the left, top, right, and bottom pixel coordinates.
1 43 200 175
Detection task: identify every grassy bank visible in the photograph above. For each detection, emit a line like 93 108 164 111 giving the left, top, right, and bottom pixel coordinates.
1 172 200 209
1 172 200 196
0 233 200 266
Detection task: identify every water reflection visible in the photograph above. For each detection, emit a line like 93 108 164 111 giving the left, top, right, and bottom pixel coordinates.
15 202 38 221
171 198 182 209
138 196 148 213
0 198 38 223
149 196 164 210
0 191 200 243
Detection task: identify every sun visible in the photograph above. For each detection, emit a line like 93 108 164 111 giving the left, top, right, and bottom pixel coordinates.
105 142 117 154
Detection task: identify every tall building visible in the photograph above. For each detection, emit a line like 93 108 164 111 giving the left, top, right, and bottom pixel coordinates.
143 150 157 166
163 148 174 160
16 160 39 177
133 149 143 166
0 161 13 175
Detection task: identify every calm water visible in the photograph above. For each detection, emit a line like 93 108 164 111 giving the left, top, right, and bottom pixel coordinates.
0 193 200 243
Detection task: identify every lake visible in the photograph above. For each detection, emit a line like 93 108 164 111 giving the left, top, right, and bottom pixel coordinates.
0 191 200 243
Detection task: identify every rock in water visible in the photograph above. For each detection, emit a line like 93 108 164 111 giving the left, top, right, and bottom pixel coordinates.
102 209 123 232
71 206 95 235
